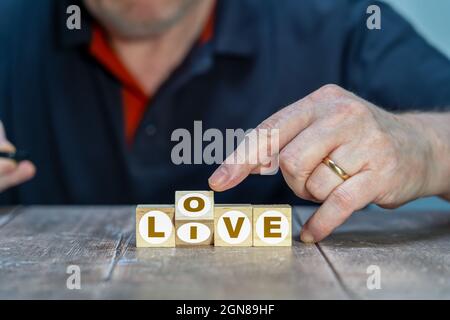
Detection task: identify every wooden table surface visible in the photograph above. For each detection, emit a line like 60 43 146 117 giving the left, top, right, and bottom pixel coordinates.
0 206 449 299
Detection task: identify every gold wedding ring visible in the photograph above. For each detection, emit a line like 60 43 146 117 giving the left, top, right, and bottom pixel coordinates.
322 157 351 181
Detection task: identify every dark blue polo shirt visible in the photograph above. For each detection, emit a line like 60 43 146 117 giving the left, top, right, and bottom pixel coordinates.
1 0 450 205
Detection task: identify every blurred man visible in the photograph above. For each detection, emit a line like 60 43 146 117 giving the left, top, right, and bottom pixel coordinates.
1 0 450 242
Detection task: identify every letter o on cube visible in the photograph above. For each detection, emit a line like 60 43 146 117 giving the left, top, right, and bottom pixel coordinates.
176 191 214 220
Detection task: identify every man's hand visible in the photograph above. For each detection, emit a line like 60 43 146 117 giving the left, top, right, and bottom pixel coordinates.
0 122 36 192
208 84 450 243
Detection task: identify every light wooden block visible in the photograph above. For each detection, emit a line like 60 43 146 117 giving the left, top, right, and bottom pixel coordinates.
253 205 292 247
175 190 214 220
175 220 214 246
136 205 175 248
214 205 253 247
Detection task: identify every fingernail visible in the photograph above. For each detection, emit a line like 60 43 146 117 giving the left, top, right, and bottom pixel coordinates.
208 166 230 189
300 229 315 244
0 140 15 152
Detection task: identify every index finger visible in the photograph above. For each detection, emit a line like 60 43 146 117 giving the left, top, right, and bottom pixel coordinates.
208 97 315 191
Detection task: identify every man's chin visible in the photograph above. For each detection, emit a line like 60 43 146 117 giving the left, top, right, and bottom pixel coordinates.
85 0 202 40
101 19 178 40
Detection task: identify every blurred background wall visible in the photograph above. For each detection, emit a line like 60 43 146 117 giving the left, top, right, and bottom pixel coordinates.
383 0 450 210
385 0 450 58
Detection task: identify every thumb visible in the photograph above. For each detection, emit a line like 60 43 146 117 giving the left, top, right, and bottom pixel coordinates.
0 121 16 152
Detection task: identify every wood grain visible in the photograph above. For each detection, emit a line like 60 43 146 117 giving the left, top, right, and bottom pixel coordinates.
0 206 345 299
0 206 20 229
0 206 134 299
105 207 346 299
3 205 449 299
299 207 450 299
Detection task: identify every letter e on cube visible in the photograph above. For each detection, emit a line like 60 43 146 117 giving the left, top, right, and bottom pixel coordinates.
253 205 292 247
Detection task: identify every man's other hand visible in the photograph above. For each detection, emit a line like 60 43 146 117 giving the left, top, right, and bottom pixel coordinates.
0 122 35 193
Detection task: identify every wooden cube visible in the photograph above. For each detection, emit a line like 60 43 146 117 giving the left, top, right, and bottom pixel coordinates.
253 205 292 247
175 220 214 246
136 205 175 247
214 205 253 247
175 191 214 220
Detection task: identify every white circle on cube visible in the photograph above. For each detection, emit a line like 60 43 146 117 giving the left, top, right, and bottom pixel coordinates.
255 210 289 244
139 210 173 245
217 210 251 244
177 222 211 244
177 193 211 218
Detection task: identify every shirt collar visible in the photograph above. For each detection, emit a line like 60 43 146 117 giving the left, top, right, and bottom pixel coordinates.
212 0 260 57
